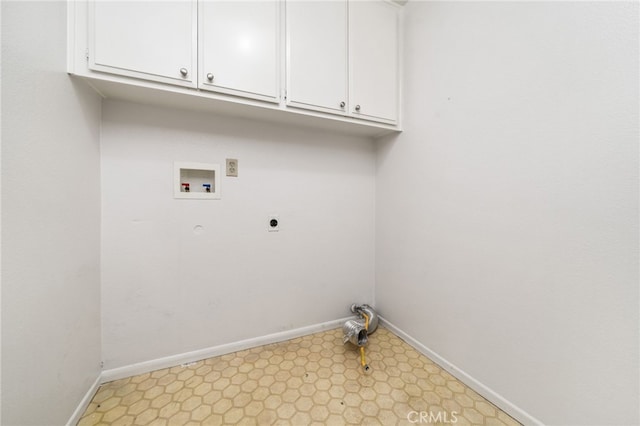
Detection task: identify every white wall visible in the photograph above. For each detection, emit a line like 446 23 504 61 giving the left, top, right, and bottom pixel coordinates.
100 100 376 369
376 2 639 425
1 1 102 425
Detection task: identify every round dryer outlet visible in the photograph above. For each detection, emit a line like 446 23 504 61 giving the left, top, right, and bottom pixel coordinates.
268 215 279 232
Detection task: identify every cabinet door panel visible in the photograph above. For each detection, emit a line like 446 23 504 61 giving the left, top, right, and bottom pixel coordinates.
199 1 279 102
349 0 398 124
90 0 196 87
286 1 347 114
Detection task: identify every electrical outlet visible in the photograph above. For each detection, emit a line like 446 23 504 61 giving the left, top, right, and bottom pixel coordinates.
226 158 238 177
268 215 279 232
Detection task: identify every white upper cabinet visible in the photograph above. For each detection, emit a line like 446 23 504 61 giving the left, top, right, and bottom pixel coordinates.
286 0 399 125
89 0 197 87
286 1 348 115
70 0 402 135
199 1 279 103
349 0 399 124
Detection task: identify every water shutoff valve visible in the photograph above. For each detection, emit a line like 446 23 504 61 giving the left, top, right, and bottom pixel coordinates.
174 162 220 200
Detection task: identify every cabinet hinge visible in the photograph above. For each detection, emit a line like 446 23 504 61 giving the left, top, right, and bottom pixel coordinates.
284 89 287 100
85 48 89 61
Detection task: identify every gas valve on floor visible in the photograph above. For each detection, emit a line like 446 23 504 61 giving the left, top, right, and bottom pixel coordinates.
343 304 378 372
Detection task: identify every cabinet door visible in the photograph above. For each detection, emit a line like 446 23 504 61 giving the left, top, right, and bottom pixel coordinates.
286 1 348 115
199 1 279 103
90 0 197 87
349 0 399 124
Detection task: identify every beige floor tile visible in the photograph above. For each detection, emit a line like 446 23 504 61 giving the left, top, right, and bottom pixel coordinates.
78 327 520 425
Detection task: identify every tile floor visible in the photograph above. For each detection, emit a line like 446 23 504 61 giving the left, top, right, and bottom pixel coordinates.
78 327 520 425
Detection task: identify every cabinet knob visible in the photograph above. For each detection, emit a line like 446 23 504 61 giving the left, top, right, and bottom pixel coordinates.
207 73 214 81
340 101 345 108
355 105 361 112
179 68 188 77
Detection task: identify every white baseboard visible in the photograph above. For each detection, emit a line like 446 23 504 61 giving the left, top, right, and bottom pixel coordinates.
101 317 350 383
379 316 543 426
66 373 101 426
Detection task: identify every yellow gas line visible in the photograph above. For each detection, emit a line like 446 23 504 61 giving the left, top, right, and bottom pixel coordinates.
360 312 370 371
360 347 369 370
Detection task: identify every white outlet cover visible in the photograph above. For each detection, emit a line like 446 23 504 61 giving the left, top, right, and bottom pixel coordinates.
226 158 238 177
268 215 279 232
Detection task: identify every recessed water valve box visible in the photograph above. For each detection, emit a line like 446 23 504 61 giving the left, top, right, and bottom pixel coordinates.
174 162 220 200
